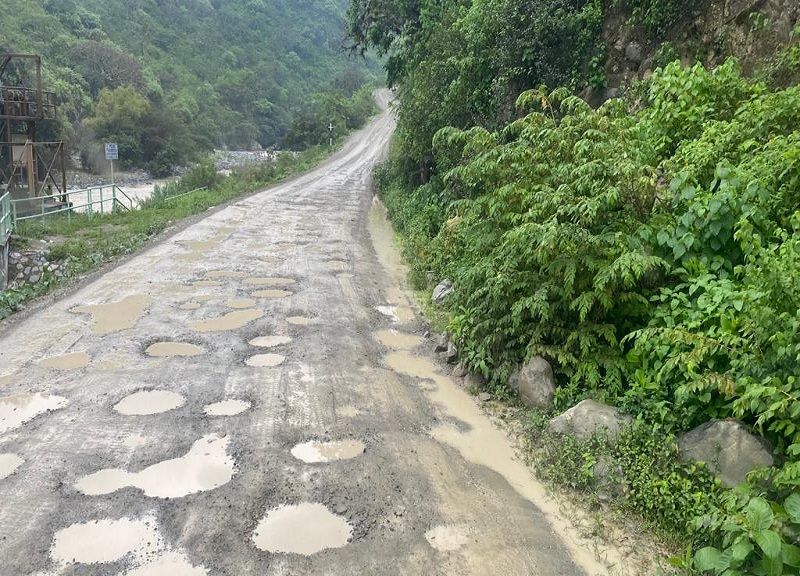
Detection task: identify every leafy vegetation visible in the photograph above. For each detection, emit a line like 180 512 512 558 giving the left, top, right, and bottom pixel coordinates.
354 0 800 569
1 0 377 174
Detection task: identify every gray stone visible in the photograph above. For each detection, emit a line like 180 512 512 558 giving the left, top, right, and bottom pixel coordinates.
445 342 458 364
432 279 454 304
678 420 774 488
452 364 468 378
465 372 485 391
509 356 556 411
29 273 41 284
478 392 492 402
434 332 450 353
548 400 632 442
592 456 627 501
625 42 644 63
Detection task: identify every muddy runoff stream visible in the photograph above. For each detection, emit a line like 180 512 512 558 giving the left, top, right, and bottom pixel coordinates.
0 91 626 576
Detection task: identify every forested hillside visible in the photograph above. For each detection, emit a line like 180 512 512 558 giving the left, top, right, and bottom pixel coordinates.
1 0 377 173
349 0 800 572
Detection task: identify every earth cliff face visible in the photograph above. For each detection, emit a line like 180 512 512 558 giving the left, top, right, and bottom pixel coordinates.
594 0 799 103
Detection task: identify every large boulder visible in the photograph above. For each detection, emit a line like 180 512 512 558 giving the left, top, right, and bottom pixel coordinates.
432 279 454 304
678 420 774 488
509 356 555 410
548 400 632 442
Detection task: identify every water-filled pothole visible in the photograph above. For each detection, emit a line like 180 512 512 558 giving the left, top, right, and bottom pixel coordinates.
374 330 424 350
249 335 292 348
38 351 91 371
114 390 185 415
179 302 202 311
424 524 470 552
290 440 365 463
204 399 252 416
286 316 313 326
192 280 222 287
243 277 294 286
226 298 257 309
0 393 68 434
145 342 203 358
245 354 285 368
0 453 24 480
70 295 152 334
252 503 352 555
75 434 234 498
189 309 263 333
206 270 247 279
50 515 162 565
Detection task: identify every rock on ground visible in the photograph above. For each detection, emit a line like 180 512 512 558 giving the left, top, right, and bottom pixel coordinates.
548 399 632 442
678 420 774 488
432 279 454 304
509 356 555 410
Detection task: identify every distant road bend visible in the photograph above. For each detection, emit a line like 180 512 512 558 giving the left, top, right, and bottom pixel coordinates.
0 90 615 575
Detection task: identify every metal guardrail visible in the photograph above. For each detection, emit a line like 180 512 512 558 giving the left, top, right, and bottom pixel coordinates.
160 187 207 202
0 191 11 240
10 184 133 228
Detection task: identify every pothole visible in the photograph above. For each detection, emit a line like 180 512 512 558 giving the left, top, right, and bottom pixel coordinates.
375 306 400 322
204 399 252 416
252 503 352 555
114 390 185 416
286 316 312 326
0 393 68 434
38 351 91 371
250 289 292 299
290 440 365 463
179 302 202 311
206 270 247 279
336 406 360 418
0 453 24 480
226 298 257 309
425 524 470 552
145 342 203 358
75 434 234 498
374 330 424 350
245 354 285 368
249 335 292 348
70 295 152 334
243 277 294 286
50 515 163 565
125 551 209 575
189 309 263 333
192 280 222 287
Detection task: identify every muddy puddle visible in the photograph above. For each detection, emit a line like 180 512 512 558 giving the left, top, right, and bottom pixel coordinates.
183 234 227 252
0 453 24 480
0 374 10 387
249 335 292 348
38 351 91 371
76 434 234 498
226 298 256 309
252 503 352 555
286 316 313 326
336 406 360 418
145 342 203 358
374 330 423 350
375 305 400 322
243 277 294 287
245 354 285 368
179 302 202 311
425 524 470 552
204 399 252 416
206 270 248 279
50 515 162 565
189 309 263 333
250 289 292 299
195 295 215 302
0 393 68 434
71 295 152 334
192 280 223 287
114 390 185 415
290 440 365 463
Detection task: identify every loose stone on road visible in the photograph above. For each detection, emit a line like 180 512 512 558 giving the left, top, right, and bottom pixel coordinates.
0 92 619 575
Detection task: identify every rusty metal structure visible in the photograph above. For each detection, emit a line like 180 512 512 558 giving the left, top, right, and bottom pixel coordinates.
0 53 66 202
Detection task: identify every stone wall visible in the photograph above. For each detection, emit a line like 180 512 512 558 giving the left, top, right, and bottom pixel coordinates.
8 249 66 288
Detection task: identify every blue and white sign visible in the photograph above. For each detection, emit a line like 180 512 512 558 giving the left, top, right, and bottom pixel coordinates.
104 142 118 160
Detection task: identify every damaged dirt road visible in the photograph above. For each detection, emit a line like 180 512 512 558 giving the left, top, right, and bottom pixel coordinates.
0 92 618 575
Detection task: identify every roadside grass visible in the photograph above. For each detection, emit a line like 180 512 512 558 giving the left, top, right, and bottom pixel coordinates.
1 145 332 320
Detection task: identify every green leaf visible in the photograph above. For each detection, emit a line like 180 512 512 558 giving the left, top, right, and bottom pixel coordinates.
783 543 800 568
754 530 783 561
747 497 774 532
694 546 722 571
785 493 800 524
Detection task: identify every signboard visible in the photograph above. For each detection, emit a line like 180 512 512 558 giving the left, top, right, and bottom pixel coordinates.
104 143 118 161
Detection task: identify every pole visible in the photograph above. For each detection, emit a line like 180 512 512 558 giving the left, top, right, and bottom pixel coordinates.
110 158 114 188
328 122 333 148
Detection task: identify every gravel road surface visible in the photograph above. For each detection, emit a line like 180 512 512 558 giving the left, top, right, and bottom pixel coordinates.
0 92 615 575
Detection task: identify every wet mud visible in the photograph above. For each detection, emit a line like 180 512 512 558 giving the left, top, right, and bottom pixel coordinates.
70 295 152 334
